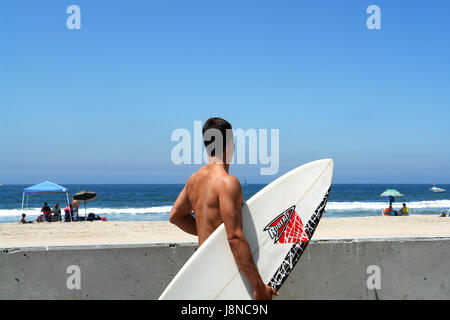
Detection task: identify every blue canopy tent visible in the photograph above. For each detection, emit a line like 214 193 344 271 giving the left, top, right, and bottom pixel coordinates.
21 181 71 221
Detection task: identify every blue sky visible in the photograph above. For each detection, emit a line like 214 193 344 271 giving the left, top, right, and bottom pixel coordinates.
1 0 449 184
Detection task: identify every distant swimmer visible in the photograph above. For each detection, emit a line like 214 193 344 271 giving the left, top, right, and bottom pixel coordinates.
170 117 278 300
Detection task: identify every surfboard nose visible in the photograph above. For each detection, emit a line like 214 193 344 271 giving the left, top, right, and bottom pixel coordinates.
326 158 334 168
313 159 334 180
312 158 334 170
323 158 334 175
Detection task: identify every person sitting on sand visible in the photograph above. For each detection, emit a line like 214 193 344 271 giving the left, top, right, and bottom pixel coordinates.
382 206 392 216
41 202 52 222
392 206 398 216
20 213 33 224
383 205 398 216
439 211 447 217
52 203 62 222
400 203 409 216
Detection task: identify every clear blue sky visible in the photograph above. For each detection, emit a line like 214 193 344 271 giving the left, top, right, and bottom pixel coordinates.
1 0 449 184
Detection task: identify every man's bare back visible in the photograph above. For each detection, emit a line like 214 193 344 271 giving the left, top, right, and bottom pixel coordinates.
169 117 278 300
186 164 243 246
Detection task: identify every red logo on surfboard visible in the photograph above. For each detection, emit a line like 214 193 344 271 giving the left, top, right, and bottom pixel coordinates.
263 206 309 244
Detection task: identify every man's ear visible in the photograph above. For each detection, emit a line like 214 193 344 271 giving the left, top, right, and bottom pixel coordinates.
226 139 233 150
225 139 235 164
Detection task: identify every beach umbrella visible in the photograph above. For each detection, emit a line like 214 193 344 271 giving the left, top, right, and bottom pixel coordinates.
380 189 404 205
72 191 98 219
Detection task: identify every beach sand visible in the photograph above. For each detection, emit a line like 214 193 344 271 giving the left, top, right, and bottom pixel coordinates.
1 215 449 247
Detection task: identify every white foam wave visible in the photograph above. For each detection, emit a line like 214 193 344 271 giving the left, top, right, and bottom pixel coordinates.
326 200 450 211
0 206 173 218
1 200 449 218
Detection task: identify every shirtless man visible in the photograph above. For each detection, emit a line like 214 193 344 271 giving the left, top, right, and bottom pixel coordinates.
170 117 279 300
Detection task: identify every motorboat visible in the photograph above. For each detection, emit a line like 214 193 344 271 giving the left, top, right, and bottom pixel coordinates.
430 185 446 193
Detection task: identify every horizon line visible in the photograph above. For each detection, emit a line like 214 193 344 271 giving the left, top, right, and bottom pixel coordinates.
1 183 449 186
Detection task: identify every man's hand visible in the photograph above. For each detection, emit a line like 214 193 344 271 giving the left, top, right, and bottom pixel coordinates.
254 283 279 300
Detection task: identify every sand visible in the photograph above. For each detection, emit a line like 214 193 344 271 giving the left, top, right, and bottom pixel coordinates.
1 215 449 247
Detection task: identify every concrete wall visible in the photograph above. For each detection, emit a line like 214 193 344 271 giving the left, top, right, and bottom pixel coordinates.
1 237 449 300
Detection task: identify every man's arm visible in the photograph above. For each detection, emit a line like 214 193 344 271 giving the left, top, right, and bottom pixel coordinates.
219 176 279 300
169 185 197 236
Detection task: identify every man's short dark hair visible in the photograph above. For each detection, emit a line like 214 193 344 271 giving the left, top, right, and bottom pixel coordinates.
202 117 232 157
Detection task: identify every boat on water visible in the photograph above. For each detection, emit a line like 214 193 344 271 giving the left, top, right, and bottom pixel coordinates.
430 185 446 193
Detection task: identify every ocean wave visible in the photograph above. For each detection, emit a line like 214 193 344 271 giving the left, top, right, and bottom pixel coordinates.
326 200 450 211
0 206 173 218
1 199 449 218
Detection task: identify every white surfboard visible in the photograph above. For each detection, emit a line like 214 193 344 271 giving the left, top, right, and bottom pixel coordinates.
159 159 333 300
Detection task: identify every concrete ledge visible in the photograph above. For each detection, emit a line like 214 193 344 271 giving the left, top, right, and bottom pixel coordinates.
1 237 449 299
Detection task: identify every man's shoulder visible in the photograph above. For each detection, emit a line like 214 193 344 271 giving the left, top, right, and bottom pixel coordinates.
221 174 240 186
217 174 242 195
216 175 243 206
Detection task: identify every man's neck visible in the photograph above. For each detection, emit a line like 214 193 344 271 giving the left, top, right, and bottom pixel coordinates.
208 156 229 173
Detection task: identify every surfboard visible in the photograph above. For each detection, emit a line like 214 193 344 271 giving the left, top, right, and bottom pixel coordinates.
159 159 333 300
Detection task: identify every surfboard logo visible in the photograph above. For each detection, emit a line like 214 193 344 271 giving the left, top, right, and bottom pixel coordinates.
263 206 309 244
268 187 331 291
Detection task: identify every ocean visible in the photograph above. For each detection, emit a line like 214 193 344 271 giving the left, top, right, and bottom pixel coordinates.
0 184 449 224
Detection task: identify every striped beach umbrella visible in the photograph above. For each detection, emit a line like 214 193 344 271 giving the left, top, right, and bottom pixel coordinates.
380 189 404 205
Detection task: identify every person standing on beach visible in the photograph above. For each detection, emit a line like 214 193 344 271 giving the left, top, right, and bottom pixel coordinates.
41 202 52 222
170 117 278 300
64 204 74 222
72 200 79 221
